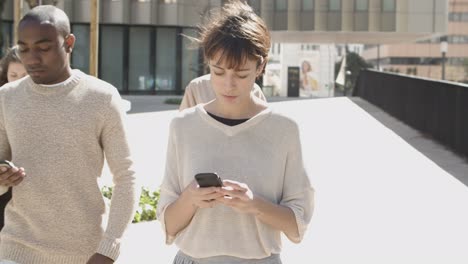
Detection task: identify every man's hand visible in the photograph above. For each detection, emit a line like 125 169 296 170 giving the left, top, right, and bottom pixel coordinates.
0 165 26 187
86 253 114 264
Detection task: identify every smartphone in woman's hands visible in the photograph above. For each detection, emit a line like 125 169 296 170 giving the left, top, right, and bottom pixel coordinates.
195 172 223 188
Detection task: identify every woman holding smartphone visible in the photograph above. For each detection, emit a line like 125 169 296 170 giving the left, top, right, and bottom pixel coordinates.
0 47 28 231
157 1 314 263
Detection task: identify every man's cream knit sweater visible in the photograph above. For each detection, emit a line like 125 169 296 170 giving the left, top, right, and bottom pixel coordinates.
0 70 138 263
157 105 314 259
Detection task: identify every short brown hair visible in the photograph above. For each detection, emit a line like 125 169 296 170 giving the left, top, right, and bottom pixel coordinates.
197 0 271 73
0 46 22 87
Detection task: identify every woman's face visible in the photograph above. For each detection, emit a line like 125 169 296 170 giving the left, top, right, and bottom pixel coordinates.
302 61 311 72
7 62 27 82
209 52 262 106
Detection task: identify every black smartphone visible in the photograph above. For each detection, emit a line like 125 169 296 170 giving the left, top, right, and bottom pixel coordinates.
194 172 223 188
0 160 13 169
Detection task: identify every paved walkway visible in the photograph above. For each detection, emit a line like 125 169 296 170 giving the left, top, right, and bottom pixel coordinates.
350 97 468 187
108 96 468 263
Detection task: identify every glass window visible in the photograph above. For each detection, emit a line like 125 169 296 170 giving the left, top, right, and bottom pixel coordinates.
100 26 125 91
448 58 467 66
448 12 468 22
275 0 287 11
1 22 13 53
247 0 261 14
449 13 457 21
155 28 176 92
302 0 314 11
329 0 341 11
71 24 90 74
129 27 153 92
181 28 200 91
448 35 468 44
462 13 468 22
355 0 368 11
382 0 395 12
158 0 178 5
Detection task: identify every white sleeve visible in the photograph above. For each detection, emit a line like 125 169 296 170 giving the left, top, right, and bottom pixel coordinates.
279 122 315 243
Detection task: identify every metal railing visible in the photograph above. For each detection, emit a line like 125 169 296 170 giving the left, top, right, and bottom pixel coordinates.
354 69 468 158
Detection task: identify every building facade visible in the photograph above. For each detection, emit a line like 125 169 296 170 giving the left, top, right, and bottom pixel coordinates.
363 0 467 82
1 0 448 94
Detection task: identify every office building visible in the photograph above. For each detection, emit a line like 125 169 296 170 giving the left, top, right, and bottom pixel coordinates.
362 0 466 82
1 0 447 94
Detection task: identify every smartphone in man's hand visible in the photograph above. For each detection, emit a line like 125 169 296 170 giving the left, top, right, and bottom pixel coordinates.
0 160 14 169
0 160 16 188
195 172 223 188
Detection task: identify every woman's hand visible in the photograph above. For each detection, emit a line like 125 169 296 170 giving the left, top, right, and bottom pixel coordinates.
215 180 258 214
181 180 224 209
216 180 300 239
164 180 225 237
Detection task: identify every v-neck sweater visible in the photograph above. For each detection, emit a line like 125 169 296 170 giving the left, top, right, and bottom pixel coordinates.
157 104 315 259
207 112 249 126
0 70 138 263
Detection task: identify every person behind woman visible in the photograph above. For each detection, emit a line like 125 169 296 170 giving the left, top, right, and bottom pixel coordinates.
0 46 27 231
0 46 27 86
157 1 314 263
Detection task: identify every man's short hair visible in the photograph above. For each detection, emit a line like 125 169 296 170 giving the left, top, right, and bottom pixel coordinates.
19 5 70 37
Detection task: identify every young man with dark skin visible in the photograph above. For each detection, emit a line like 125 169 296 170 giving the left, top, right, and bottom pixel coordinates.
0 5 138 264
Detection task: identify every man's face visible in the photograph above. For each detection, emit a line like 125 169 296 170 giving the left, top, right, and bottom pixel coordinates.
17 20 73 85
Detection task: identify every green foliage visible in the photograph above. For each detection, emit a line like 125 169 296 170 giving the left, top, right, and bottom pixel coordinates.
101 186 113 200
164 97 182 105
134 187 160 223
334 50 373 95
101 186 160 223
405 67 418 75
463 58 468 78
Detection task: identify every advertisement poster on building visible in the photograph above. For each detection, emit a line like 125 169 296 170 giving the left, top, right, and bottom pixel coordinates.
276 44 335 98
299 48 335 98
299 55 320 97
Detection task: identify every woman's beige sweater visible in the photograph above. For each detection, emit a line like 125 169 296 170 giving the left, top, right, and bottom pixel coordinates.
157 105 314 259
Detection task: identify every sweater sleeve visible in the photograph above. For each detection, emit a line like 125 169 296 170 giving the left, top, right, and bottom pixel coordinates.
179 83 197 111
97 90 139 260
156 119 182 244
0 95 12 195
253 83 267 102
279 122 315 243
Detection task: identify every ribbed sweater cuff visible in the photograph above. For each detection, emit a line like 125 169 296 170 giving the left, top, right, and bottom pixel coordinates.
96 237 121 261
0 240 90 264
